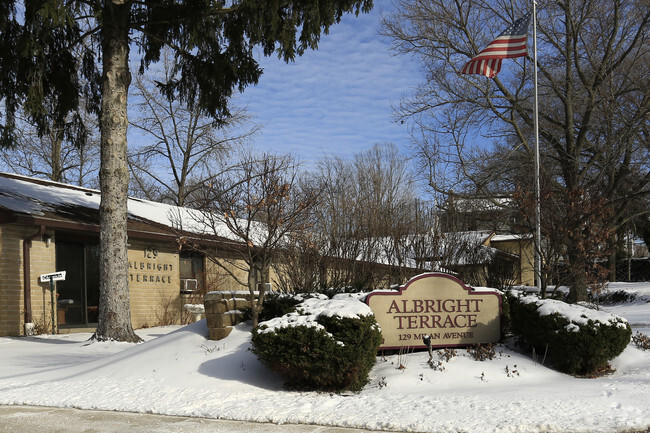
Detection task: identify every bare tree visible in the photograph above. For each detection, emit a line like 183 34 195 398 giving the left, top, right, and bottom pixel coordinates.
190 152 316 327
0 111 99 187
272 228 324 293
382 0 649 302
305 143 433 291
128 50 260 206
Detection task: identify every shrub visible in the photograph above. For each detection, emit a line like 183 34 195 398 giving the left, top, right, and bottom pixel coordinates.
595 290 638 305
437 348 457 362
499 290 512 337
318 286 363 299
242 292 314 322
510 294 631 375
258 292 306 322
31 318 51 335
632 332 650 350
251 296 382 392
467 343 496 361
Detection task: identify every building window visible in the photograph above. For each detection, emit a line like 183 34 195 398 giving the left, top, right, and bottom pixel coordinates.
252 260 272 291
252 260 263 290
179 251 204 294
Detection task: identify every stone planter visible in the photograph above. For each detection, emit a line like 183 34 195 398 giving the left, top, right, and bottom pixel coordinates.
203 291 257 340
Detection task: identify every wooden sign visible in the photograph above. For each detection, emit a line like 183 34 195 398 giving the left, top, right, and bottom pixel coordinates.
365 273 501 350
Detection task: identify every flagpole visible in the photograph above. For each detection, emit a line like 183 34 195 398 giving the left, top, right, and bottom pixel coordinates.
533 1 542 290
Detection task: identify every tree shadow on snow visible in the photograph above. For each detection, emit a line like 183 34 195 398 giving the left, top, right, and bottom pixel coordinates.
196 331 283 390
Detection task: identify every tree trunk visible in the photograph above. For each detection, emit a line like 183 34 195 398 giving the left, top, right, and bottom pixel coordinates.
50 124 63 182
566 245 589 304
95 0 141 343
607 233 617 282
248 268 260 327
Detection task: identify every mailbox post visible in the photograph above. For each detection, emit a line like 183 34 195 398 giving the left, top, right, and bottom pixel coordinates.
39 272 66 334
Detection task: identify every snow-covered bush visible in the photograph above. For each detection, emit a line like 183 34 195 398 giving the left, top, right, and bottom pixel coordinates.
510 294 631 375
242 292 323 323
253 292 302 322
251 296 382 391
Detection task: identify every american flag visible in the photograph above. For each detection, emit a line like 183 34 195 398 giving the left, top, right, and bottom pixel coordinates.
461 12 532 78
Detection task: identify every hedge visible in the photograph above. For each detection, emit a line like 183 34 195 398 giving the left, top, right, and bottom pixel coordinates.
509 293 632 375
251 295 382 392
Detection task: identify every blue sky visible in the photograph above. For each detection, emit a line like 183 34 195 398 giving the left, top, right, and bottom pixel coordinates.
234 1 422 168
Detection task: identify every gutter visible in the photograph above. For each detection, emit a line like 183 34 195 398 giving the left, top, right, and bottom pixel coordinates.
23 225 46 329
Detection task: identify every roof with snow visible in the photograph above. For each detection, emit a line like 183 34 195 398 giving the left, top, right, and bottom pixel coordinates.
430 231 522 267
0 172 238 244
491 233 533 242
443 196 513 213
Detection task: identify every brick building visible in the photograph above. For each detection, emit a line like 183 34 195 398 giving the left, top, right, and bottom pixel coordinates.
0 172 260 336
1 172 535 337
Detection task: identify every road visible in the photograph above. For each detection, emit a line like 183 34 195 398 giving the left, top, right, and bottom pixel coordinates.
0 406 379 433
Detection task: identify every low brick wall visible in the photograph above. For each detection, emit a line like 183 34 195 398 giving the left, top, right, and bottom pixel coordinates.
203 291 258 340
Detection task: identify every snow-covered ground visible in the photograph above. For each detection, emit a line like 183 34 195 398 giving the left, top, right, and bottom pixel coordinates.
1 282 649 433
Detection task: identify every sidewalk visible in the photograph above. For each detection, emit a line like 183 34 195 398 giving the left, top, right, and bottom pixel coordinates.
0 406 378 433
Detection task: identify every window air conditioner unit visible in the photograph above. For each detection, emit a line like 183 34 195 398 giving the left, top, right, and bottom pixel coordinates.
181 278 198 293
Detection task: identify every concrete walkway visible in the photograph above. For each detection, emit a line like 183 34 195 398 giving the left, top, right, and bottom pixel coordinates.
0 406 379 433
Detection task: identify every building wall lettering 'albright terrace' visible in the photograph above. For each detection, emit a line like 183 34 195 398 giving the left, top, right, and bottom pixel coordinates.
365 273 501 350
128 246 175 285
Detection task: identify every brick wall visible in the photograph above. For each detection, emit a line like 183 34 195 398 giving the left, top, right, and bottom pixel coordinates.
0 225 56 336
205 253 249 292
0 222 280 336
30 229 57 333
127 239 180 328
0 226 22 336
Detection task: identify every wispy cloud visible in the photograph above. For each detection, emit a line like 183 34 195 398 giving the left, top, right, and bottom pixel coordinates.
234 1 421 169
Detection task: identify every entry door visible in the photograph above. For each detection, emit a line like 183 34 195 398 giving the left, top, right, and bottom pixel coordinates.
55 242 85 325
55 242 100 325
85 245 100 323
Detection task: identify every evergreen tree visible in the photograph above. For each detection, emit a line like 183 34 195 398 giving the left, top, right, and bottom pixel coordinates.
1 0 372 341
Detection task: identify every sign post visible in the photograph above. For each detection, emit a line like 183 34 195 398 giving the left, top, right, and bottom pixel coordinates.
40 272 66 335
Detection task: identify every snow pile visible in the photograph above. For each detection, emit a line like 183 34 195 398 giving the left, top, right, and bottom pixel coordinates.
257 295 373 335
519 295 630 330
297 295 374 319
0 282 649 432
